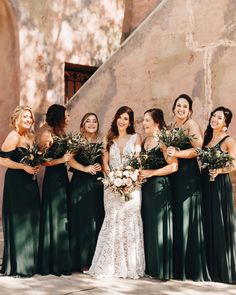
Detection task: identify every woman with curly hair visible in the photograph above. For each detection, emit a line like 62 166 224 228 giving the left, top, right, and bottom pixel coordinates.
87 106 145 279
38 104 72 276
0 106 40 276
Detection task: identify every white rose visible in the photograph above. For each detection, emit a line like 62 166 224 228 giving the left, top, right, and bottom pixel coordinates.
114 177 123 187
123 170 130 177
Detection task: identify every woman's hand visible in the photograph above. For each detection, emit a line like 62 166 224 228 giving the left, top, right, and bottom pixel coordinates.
94 163 102 172
166 146 176 157
139 169 153 180
84 165 97 175
209 168 221 180
23 165 40 175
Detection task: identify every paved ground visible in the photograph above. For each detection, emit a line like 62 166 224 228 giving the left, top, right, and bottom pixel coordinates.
0 229 235 295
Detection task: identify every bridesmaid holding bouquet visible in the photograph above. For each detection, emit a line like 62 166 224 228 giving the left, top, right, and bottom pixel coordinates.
140 108 178 280
38 104 72 276
69 113 104 272
200 106 236 283
166 94 210 281
0 106 40 276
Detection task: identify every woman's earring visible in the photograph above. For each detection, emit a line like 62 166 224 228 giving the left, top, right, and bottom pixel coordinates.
222 126 227 132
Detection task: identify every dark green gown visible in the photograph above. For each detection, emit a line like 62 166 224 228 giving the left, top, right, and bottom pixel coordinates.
141 146 173 280
0 148 40 277
69 147 104 272
38 142 71 275
170 140 210 281
201 136 236 284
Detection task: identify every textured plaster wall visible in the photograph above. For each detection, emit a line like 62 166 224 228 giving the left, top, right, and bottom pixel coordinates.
67 0 236 201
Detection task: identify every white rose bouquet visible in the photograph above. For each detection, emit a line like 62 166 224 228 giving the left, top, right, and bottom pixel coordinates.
99 164 143 201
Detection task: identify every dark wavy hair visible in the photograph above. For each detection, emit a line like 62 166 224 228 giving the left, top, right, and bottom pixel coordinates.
107 106 135 151
80 112 99 135
144 108 166 130
46 104 66 136
172 94 193 113
203 106 232 147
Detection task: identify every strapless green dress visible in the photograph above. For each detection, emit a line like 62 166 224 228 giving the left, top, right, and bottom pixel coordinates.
0 148 40 277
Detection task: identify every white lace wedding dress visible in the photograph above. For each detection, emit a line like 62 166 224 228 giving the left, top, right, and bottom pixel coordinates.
87 134 145 279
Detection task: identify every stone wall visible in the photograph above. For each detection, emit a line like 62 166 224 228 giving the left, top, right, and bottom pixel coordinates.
67 0 236 205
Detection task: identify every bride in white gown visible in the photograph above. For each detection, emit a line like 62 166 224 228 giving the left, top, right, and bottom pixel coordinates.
87 106 145 279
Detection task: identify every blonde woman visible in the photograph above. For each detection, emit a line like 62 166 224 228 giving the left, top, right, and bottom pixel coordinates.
0 106 40 277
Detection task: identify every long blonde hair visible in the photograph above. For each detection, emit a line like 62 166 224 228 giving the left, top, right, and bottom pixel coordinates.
10 106 35 131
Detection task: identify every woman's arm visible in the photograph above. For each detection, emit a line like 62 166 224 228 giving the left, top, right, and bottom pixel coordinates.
68 156 97 175
135 133 142 154
140 149 178 178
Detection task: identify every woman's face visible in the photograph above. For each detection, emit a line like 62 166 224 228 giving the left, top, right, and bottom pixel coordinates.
173 98 191 120
210 110 226 130
116 112 130 132
64 111 70 127
18 110 33 131
83 115 98 134
143 112 159 135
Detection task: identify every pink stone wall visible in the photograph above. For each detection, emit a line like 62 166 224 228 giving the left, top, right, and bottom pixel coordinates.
12 0 124 125
67 0 236 205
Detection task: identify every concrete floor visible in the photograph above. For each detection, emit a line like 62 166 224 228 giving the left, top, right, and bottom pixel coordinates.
0 229 235 295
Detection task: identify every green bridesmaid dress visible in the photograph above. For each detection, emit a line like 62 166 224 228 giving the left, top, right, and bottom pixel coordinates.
0 148 40 277
141 146 173 280
38 142 71 275
201 136 236 283
170 140 210 281
69 147 104 272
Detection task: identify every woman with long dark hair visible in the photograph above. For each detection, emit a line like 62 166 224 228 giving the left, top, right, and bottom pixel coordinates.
0 106 40 276
38 104 72 275
201 106 236 283
69 113 104 272
87 106 145 279
166 94 210 281
140 108 178 280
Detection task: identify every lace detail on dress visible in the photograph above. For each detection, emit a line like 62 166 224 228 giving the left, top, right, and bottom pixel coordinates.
87 134 145 279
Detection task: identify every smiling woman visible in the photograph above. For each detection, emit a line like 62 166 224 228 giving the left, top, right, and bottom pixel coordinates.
0 106 40 277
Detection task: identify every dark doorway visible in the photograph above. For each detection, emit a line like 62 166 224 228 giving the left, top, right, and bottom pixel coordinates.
64 62 98 103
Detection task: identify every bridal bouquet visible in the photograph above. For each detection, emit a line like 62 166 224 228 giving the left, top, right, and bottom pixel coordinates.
158 127 196 149
19 143 52 180
196 146 234 181
99 152 144 201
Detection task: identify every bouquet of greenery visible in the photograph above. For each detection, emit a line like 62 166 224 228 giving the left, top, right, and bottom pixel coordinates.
76 140 104 166
46 133 84 160
196 146 234 181
19 143 52 180
158 128 196 149
139 148 165 169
